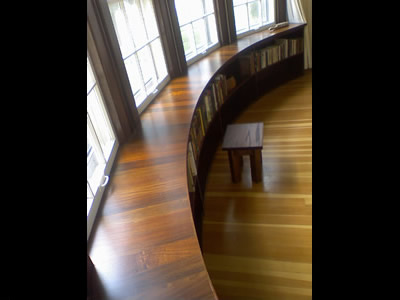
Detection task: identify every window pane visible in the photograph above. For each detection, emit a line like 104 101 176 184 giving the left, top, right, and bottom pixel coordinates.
124 54 146 105
87 183 94 199
193 19 207 52
108 0 169 111
151 38 168 82
180 24 195 58
204 0 214 14
109 1 135 58
261 0 267 23
234 4 249 33
124 0 147 48
234 0 248 5
266 0 275 23
141 0 158 40
137 45 157 94
235 0 275 35
175 0 218 62
175 0 203 25
87 117 106 192
248 1 261 29
206 14 218 46
87 183 94 216
87 87 115 160
87 135 100 180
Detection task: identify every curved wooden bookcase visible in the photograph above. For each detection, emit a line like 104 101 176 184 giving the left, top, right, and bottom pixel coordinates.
186 24 305 245
88 23 305 300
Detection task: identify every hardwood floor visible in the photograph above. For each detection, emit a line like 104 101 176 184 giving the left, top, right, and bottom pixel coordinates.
88 24 306 300
202 70 312 300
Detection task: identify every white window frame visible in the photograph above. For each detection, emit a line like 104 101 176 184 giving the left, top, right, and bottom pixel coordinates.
174 0 220 66
87 54 119 240
107 0 170 114
233 0 276 39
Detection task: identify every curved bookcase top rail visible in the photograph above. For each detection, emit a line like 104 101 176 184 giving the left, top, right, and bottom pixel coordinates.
88 23 305 300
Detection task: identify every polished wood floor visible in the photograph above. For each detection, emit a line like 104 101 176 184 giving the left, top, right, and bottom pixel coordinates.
202 70 312 300
88 24 305 300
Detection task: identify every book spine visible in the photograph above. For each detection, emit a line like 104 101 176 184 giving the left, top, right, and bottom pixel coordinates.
211 83 219 110
250 52 255 75
187 161 195 193
203 92 212 125
188 142 197 177
196 107 205 139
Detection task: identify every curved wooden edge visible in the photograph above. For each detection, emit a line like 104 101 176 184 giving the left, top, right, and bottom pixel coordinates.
88 23 305 300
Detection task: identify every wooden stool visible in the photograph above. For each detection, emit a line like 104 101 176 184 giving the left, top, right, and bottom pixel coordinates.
222 122 264 183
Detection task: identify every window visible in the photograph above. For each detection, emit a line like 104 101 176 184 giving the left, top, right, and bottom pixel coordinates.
107 0 169 113
233 0 275 36
87 55 119 239
174 0 219 63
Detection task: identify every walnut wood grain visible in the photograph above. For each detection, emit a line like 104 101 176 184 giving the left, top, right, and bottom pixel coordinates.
88 24 305 300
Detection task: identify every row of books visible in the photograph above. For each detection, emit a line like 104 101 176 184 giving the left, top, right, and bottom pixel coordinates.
254 38 304 71
189 73 229 162
187 72 238 191
187 37 304 192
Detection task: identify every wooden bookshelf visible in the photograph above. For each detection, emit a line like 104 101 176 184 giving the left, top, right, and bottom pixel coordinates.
88 23 306 300
187 24 306 245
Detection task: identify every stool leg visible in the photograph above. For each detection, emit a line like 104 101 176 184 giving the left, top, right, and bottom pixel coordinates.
228 151 243 183
250 149 263 182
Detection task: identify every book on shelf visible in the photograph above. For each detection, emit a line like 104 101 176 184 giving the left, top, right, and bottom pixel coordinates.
288 38 304 56
215 74 228 100
276 39 289 59
187 139 198 193
238 53 255 78
211 82 221 109
191 107 205 152
214 77 224 106
203 89 215 126
187 162 195 193
260 49 267 69
255 50 261 72
196 106 206 137
190 125 199 161
188 142 197 177
226 76 236 94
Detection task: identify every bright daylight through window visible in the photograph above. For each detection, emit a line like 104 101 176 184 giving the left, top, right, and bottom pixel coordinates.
87 57 116 216
108 0 168 110
233 0 275 35
174 0 218 62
